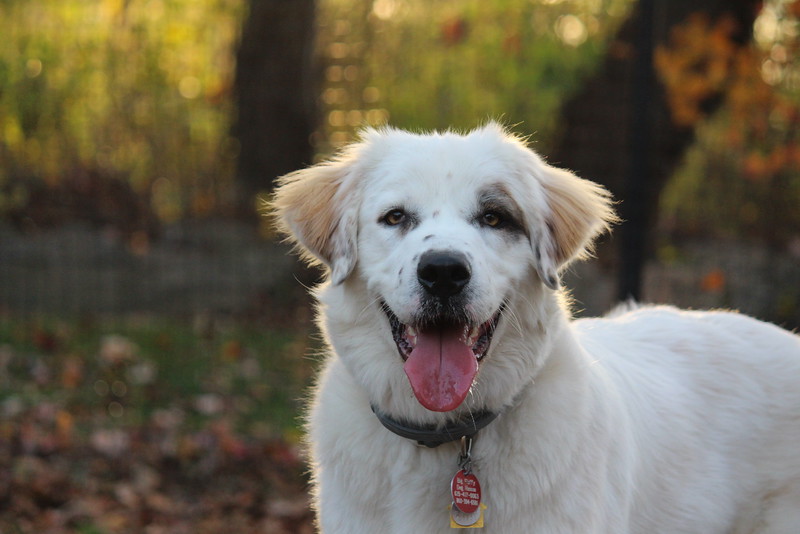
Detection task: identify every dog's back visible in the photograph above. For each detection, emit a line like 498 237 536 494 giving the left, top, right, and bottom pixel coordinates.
576 306 800 532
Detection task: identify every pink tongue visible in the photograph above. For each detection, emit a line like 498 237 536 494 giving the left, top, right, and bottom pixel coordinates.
403 326 478 412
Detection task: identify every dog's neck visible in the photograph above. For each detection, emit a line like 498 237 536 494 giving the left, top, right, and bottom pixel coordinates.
371 404 500 448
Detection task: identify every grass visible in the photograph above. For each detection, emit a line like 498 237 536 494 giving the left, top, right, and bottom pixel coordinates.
0 315 317 437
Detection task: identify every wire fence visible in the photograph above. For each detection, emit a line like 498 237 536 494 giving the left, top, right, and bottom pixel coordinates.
0 220 298 318
2 217 798 330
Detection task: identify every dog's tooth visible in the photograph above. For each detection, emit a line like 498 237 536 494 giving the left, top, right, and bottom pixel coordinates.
406 326 418 346
468 326 480 345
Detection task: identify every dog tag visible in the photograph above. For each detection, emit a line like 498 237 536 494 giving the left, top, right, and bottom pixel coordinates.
449 502 486 528
451 469 481 514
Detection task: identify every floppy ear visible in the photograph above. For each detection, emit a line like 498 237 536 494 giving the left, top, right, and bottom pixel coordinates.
270 157 360 285
531 164 617 290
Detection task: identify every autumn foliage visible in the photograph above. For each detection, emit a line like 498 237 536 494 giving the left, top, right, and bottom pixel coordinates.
0 320 315 533
656 1 800 247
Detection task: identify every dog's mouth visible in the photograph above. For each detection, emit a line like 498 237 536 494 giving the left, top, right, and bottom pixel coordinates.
382 303 503 412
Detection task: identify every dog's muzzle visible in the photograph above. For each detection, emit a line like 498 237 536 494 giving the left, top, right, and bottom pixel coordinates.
380 250 503 412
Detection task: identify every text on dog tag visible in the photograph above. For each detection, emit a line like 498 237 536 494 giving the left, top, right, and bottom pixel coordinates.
451 469 481 514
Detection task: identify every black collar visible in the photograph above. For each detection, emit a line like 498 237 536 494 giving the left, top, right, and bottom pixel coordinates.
371 404 500 448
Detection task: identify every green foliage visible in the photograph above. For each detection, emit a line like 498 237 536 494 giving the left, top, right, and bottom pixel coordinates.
10 0 796 251
0 0 632 223
0 0 244 222
316 0 632 153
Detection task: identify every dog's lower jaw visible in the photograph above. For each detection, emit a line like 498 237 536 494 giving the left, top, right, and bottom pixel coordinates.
381 302 504 412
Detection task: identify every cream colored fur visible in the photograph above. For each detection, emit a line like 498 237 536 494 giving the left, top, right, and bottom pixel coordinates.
271 123 800 533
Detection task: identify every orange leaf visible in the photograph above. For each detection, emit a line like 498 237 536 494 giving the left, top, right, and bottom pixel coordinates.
701 269 726 293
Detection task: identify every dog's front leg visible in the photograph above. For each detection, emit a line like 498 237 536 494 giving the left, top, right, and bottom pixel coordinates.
313 467 388 534
307 359 392 534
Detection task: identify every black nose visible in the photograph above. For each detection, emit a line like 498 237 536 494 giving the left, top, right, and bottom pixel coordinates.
417 251 471 298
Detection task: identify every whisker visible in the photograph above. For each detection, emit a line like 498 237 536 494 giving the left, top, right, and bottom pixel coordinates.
356 295 384 323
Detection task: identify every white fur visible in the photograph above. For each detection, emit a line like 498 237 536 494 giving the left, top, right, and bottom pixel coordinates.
272 124 800 533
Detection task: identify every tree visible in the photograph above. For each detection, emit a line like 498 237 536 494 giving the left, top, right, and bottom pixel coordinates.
548 0 762 300
232 0 319 219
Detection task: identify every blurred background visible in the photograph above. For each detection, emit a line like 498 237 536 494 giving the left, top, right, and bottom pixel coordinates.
1 0 799 532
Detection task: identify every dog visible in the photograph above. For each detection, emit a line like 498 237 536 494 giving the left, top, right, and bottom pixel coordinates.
271 123 800 533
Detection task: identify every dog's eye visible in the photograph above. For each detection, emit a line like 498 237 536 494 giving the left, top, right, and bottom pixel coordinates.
381 209 407 226
482 211 505 228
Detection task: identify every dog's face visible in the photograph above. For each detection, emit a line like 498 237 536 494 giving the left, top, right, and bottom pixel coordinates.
273 124 615 416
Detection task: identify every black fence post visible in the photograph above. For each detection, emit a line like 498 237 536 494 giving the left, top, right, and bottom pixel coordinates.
618 0 656 302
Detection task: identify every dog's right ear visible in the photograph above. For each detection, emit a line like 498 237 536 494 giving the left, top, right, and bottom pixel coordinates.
270 156 361 285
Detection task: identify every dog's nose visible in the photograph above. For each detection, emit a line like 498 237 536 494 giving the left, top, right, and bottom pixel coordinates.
417 251 471 298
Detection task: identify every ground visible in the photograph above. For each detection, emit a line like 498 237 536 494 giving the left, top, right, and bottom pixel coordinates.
0 317 317 534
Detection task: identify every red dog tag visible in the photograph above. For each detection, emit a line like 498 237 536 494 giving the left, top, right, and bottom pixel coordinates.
451 469 481 514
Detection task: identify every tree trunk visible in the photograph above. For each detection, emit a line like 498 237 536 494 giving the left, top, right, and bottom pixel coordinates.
232 0 318 220
548 0 761 300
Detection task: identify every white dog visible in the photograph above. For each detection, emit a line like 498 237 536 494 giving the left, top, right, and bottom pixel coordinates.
272 123 800 533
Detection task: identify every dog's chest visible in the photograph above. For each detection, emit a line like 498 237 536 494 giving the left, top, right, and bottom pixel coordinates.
363 438 538 532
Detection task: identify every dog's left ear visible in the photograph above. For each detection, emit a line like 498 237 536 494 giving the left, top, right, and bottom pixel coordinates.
530 163 617 290
269 156 361 285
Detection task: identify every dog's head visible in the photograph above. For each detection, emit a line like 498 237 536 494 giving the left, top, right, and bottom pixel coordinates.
272 123 616 416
